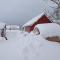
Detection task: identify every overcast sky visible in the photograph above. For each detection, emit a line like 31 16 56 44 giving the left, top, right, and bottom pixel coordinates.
0 0 57 25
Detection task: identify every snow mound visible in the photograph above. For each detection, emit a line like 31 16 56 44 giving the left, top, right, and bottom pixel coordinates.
33 23 60 37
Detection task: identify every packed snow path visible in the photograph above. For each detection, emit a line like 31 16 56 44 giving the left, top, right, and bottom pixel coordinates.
0 30 60 60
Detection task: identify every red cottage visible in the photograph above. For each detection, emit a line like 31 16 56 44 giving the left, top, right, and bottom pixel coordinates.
22 13 53 32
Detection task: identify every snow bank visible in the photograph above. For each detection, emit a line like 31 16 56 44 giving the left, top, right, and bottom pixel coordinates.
0 30 60 60
19 34 60 60
33 23 60 37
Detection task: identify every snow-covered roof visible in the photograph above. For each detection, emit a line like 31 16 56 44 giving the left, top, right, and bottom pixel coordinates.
34 23 60 37
0 22 6 29
23 12 45 27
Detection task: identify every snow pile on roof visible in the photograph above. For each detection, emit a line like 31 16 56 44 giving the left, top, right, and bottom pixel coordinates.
34 23 60 37
0 22 6 29
23 12 45 27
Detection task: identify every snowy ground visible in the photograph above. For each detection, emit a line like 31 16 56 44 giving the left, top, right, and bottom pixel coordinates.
0 30 60 60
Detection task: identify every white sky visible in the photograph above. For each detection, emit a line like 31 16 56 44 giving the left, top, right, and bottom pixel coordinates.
0 0 57 25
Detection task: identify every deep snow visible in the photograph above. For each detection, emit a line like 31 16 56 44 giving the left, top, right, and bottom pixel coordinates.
0 30 60 60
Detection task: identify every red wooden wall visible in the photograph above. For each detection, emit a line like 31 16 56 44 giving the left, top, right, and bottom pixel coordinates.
30 15 52 32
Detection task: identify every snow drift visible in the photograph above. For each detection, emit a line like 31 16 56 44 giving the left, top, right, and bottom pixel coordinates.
33 23 60 38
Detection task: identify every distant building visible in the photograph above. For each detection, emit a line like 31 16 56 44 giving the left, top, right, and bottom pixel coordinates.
6 25 20 30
